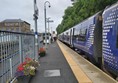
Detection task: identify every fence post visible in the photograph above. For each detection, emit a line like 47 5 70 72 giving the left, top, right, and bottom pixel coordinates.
0 32 3 83
19 34 23 63
33 36 35 59
9 58 13 78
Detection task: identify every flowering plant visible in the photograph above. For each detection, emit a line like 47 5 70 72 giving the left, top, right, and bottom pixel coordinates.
15 57 39 77
39 47 46 57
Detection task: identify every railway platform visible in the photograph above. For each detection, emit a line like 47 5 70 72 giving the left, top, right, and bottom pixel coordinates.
16 40 117 83
30 41 78 83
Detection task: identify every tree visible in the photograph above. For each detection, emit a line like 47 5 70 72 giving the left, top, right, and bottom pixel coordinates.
56 0 118 34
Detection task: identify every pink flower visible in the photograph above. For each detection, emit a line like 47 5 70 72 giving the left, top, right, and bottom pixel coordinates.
25 57 32 61
39 47 45 53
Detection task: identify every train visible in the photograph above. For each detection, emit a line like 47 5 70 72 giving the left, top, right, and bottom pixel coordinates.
58 2 118 78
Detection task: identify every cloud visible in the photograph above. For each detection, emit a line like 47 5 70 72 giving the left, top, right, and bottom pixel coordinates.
0 0 72 33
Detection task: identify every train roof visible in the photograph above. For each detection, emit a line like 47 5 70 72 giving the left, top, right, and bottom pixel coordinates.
103 2 118 14
59 11 102 35
73 11 102 28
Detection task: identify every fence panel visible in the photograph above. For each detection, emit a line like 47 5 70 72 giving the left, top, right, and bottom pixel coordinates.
0 31 35 83
22 34 35 61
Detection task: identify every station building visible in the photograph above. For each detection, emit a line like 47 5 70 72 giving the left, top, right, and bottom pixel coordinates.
0 19 31 33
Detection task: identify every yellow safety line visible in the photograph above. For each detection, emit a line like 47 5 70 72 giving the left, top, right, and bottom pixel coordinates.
57 41 92 83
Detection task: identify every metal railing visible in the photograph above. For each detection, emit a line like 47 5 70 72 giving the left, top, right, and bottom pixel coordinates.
0 30 36 83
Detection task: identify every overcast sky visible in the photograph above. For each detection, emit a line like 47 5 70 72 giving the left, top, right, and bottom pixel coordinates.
0 0 72 33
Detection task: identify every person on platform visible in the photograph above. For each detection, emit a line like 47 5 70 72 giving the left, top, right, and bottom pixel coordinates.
52 31 57 42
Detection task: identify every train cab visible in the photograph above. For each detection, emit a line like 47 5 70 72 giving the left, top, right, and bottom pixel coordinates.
102 3 118 76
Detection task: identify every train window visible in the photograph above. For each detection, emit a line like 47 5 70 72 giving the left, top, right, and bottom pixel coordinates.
66 32 68 35
74 28 80 39
78 28 87 41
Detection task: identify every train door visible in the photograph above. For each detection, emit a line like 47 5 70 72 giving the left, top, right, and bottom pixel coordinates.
72 28 75 48
93 13 102 65
70 29 72 46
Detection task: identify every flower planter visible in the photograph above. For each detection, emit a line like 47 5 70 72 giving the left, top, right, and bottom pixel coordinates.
15 57 39 83
17 75 32 83
39 47 46 57
39 52 46 57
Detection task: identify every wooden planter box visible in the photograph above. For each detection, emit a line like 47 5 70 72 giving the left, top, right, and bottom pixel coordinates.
17 75 32 83
39 52 46 57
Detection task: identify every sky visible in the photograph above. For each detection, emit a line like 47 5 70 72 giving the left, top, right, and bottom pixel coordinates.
0 0 72 33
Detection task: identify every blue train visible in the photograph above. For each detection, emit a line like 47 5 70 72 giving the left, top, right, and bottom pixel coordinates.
58 3 118 77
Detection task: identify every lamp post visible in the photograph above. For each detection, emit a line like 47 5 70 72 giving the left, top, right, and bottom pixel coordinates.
47 17 53 33
44 1 51 49
47 17 50 33
51 27 52 34
33 0 38 60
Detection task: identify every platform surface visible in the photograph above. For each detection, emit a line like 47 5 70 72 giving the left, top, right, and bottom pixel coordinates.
30 42 78 83
30 40 117 83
